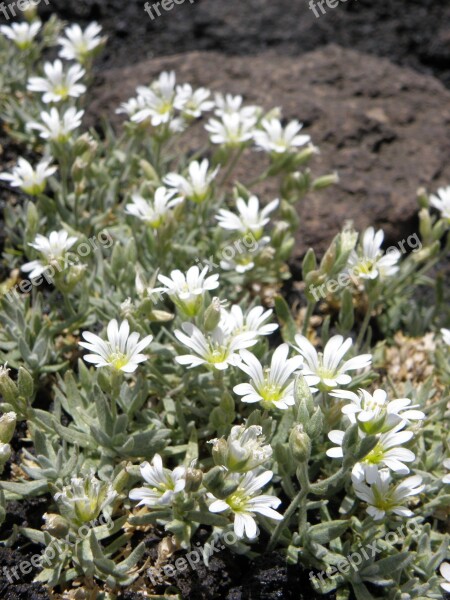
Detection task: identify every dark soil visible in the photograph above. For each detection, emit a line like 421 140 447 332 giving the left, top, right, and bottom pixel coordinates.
39 0 450 88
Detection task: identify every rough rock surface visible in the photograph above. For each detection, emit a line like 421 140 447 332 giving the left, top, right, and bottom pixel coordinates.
90 45 450 258
43 0 450 88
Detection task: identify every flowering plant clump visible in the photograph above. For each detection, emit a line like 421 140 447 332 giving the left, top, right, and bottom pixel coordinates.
0 13 449 600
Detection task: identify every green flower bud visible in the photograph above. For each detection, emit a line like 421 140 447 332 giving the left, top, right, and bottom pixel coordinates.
0 365 18 407
43 513 70 538
289 425 311 463
203 466 239 499
312 172 339 190
185 467 203 493
203 297 222 332
0 412 16 444
0 443 11 466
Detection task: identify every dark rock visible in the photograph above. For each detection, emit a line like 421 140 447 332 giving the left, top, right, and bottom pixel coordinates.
88 46 450 258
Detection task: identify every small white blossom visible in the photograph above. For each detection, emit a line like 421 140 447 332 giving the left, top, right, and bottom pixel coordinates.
22 230 78 280
0 21 41 50
116 96 146 118
327 422 416 482
174 323 257 371
430 186 450 221
208 470 282 539
28 59 86 103
216 196 279 239
205 112 257 146
347 227 401 281
174 84 214 118
220 305 278 338
27 107 84 142
158 265 219 316
125 187 182 228
54 474 117 525
331 388 425 435
214 93 260 119
79 319 153 373
254 119 311 154
208 425 273 472
129 454 186 507
58 22 104 63
0 157 56 196
220 236 269 273
294 334 372 393
164 159 219 204
440 562 450 593
131 71 177 126
351 465 423 521
234 344 303 410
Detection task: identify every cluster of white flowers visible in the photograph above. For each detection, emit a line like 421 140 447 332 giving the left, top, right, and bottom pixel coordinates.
327 386 425 520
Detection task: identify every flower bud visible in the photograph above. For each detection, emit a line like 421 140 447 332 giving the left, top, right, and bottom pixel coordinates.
203 297 222 332
203 466 239 499
312 172 339 190
0 365 18 407
289 425 311 463
0 443 11 464
185 467 203 493
0 412 16 444
43 513 70 538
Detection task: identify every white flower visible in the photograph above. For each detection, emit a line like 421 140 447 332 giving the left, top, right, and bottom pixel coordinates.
22 230 78 280
294 334 372 393
164 159 219 204
440 562 450 593
125 187 182 228
116 96 147 118
327 422 416 482
234 344 303 410
441 328 450 346
0 21 41 50
79 319 153 373
54 474 117 525
205 112 257 146
28 59 86 103
158 265 219 316
58 22 104 63
430 186 450 221
174 323 257 371
27 107 84 142
214 93 260 119
443 458 450 484
131 71 177 126
0 157 56 196
254 119 311 154
174 84 214 118
331 388 425 435
208 425 273 472
220 305 278 338
129 454 186 507
351 465 423 521
216 196 279 239
208 470 282 539
347 227 401 281
220 236 270 273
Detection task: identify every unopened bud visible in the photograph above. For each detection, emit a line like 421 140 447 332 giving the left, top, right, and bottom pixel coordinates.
0 412 16 444
0 365 18 407
203 297 222 332
43 513 70 538
0 443 11 464
185 467 203 492
289 425 311 463
312 172 339 190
